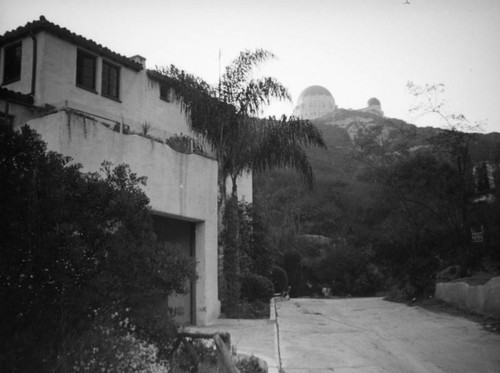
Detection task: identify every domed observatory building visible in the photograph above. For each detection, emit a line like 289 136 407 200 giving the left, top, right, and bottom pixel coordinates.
360 97 384 117
293 85 337 119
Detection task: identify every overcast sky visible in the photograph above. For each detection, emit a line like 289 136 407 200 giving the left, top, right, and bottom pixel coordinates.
1 0 499 133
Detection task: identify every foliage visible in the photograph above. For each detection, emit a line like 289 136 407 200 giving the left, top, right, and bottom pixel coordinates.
255 82 500 300
283 250 307 298
157 49 325 201
219 196 241 315
239 202 277 277
165 133 207 156
236 355 266 373
271 266 289 294
168 338 266 373
240 273 274 302
219 200 274 318
343 130 465 297
157 49 325 316
68 310 169 373
170 338 218 372
220 199 277 316
0 126 195 371
307 242 385 297
140 121 152 136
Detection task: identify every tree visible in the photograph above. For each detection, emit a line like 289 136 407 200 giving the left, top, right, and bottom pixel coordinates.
158 49 325 203
156 49 325 312
0 126 194 371
407 82 484 273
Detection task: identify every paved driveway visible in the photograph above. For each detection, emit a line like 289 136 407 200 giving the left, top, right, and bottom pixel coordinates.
276 298 500 373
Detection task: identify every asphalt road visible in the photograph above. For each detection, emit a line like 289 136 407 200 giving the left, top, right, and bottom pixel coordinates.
275 297 500 373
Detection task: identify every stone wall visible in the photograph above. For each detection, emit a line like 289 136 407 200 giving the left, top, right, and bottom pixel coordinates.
435 277 500 319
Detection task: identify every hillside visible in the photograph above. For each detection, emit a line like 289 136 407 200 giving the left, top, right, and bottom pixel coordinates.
254 110 500 298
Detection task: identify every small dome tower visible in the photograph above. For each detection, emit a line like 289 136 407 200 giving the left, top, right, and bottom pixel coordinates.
361 97 384 116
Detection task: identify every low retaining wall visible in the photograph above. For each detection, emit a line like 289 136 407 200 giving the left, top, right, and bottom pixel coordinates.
435 277 500 319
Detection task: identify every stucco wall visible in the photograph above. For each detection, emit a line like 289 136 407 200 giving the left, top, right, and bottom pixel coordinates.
1 31 192 138
34 32 189 137
27 110 220 325
435 277 500 319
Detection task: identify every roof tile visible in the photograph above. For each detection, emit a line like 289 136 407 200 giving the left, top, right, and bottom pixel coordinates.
0 16 143 71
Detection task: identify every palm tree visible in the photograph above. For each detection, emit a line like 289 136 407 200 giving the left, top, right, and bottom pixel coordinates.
156 49 325 312
157 49 324 203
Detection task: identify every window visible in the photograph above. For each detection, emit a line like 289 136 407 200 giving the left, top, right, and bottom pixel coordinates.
3 42 22 84
76 50 96 91
160 82 171 101
101 60 120 100
0 111 13 127
474 162 492 193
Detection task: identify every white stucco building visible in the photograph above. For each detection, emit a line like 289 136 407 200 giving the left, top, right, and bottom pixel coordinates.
0 16 243 325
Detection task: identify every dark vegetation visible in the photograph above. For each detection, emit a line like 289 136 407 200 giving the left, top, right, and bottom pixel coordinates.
254 111 500 301
0 126 195 371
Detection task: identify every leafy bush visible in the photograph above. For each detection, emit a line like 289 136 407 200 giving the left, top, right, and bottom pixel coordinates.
67 311 169 373
236 355 266 373
170 338 218 372
227 300 270 319
240 273 274 302
284 250 307 297
166 133 206 156
271 266 289 294
304 242 386 297
0 126 194 371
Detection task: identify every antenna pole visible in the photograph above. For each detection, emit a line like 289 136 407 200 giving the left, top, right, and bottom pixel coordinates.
218 48 221 98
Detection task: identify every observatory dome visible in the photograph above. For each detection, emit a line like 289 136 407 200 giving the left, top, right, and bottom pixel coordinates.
368 97 381 106
293 85 337 120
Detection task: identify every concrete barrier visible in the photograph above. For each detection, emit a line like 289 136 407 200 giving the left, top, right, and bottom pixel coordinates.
435 276 500 319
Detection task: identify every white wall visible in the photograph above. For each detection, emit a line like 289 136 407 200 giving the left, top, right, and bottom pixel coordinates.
435 277 500 319
34 32 190 137
1 31 193 139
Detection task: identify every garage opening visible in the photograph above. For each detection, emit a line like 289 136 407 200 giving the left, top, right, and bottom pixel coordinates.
152 214 196 325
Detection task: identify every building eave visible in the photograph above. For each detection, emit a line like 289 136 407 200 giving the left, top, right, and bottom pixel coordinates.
0 16 143 72
0 87 34 106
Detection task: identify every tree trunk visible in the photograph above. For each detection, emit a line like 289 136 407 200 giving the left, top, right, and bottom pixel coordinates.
220 196 241 315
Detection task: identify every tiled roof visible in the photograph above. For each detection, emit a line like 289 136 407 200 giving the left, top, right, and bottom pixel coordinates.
0 16 143 71
0 87 34 105
146 69 175 83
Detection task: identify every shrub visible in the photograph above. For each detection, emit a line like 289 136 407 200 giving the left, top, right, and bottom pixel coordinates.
284 250 307 297
166 133 206 156
0 126 194 371
66 313 169 373
240 273 274 302
236 355 266 373
271 266 289 294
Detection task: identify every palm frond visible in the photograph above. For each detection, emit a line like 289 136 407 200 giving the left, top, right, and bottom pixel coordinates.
154 51 326 192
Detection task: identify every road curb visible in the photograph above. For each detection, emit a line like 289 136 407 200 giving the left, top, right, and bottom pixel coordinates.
271 297 284 372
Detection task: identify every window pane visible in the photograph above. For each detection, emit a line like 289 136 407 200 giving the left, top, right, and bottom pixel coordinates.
3 43 22 83
76 50 96 90
160 83 170 101
102 61 119 99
